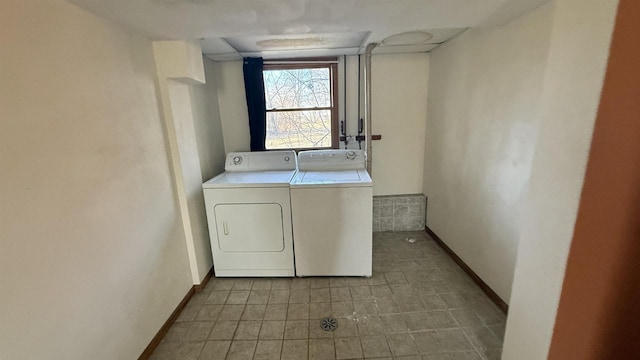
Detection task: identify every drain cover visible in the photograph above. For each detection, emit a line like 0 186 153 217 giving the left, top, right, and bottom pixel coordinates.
320 317 338 331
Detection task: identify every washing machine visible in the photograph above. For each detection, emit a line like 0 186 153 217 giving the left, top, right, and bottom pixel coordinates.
203 151 297 277
290 149 373 277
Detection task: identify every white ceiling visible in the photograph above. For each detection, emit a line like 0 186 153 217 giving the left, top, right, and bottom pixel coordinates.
67 0 551 60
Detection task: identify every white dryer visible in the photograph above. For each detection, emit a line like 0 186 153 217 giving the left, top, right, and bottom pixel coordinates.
290 150 373 277
203 151 297 277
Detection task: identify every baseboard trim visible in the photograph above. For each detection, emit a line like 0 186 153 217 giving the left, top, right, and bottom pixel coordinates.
425 226 509 314
195 266 214 292
138 268 213 359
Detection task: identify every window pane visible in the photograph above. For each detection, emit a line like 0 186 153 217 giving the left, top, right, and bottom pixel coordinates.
266 110 332 149
264 68 331 110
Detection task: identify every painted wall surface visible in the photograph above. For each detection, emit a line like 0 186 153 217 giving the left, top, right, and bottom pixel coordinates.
153 41 213 284
370 53 429 195
167 80 213 282
0 1 193 359
215 60 251 153
548 1 640 357
215 54 429 195
502 0 619 359
423 4 554 302
190 57 226 182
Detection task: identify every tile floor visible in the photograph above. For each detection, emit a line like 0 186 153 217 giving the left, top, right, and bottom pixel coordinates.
150 231 506 360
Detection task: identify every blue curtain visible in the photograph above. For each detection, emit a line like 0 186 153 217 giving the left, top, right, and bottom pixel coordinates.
243 57 267 151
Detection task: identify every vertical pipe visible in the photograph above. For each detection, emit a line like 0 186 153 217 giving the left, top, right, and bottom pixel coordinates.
363 43 378 174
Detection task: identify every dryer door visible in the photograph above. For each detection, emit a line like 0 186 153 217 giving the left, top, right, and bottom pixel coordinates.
214 203 285 252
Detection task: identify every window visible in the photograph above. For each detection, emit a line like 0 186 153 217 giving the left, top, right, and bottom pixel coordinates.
263 60 338 150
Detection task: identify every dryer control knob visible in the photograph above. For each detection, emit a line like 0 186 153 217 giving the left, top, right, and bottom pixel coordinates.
284 156 290 162
233 156 243 165
346 151 357 160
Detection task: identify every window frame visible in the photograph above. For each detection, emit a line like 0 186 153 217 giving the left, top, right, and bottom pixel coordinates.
262 58 339 151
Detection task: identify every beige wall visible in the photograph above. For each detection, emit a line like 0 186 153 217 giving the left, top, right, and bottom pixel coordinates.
423 3 554 302
191 57 226 182
215 54 429 196
370 53 429 195
503 0 619 358
0 1 193 359
153 41 214 284
215 60 251 153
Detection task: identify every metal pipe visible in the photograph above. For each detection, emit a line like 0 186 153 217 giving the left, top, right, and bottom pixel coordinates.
363 42 378 174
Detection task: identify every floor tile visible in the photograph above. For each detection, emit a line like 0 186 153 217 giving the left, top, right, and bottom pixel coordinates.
269 290 291 304
309 319 334 339
380 314 408 333
284 320 309 339
356 315 385 336
252 280 273 291
150 341 204 360
287 303 310 320
176 303 203 322
290 289 311 304
232 279 254 291
353 300 378 315
184 321 215 341
259 321 285 340
226 340 257 360
241 304 266 321
449 308 483 327
208 321 239 340
421 352 482 360
309 302 332 319
196 305 223 321
227 291 250 305
310 288 331 303
331 301 354 318
212 279 235 291
331 318 358 338
247 290 270 305
404 311 457 331
271 279 292 290
310 278 330 289
198 341 231 360
234 321 262 340
254 340 282 360
463 326 502 351
218 305 245 320
264 304 288 320
412 329 474 354
309 338 335 360
330 287 352 301
350 286 373 300
205 291 230 305
291 278 311 289
281 339 308 360
360 335 391 358
152 231 507 359
334 337 363 359
387 333 419 356
163 321 190 342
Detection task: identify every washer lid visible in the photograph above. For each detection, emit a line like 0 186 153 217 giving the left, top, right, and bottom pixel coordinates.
290 169 372 188
203 170 296 188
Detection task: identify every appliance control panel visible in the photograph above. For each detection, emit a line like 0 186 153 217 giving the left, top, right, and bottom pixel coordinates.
298 150 366 171
225 150 297 172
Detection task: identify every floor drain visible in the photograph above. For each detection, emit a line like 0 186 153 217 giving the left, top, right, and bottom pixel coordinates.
320 317 338 331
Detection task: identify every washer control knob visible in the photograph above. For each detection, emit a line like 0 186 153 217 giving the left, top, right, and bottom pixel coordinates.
284 156 290 162
232 156 243 165
346 150 357 160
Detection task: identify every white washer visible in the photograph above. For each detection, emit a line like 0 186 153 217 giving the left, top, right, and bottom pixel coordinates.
203 151 297 277
290 149 373 277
